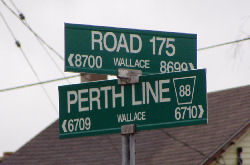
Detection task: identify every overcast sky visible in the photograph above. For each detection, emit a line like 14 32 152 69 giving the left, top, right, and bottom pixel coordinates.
0 0 250 156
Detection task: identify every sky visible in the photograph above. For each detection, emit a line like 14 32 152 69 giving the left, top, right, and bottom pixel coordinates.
0 0 250 156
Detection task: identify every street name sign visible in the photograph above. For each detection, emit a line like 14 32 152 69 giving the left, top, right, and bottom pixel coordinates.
59 69 207 139
65 23 197 75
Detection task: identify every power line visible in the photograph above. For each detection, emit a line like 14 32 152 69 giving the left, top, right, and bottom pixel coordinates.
1 0 250 92
2 0 70 84
0 10 17 41
3 0 250 55
1 0 64 61
0 75 80 92
8 0 21 14
161 130 206 157
35 33 71 84
198 37 250 51
4 0 249 58
19 47 58 113
0 10 58 114
1 35 250 92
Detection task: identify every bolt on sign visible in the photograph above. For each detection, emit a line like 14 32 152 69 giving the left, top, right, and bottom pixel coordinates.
65 23 197 75
58 69 207 139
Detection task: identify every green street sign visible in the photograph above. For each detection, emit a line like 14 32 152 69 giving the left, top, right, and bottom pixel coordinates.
59 69 207 139
65 23 197 75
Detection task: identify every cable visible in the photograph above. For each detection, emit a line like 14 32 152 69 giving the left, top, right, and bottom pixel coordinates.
8 0 21 14
1 0 250 93
3 0 250 55
19 47 58 113
36 37 71 84
19 44 59 114
0 11 58 114
0 7 75 93
198 37 250 51
1 0 64 61
161 129 206 157
2 0 70 84
1 36 250 92
0 10 17 41
0 75 80 92
18 44 59 114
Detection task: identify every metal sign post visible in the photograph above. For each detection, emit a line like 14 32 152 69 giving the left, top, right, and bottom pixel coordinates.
121 124 136 165
121 133 129 165
118 69 141 165
130 133 136 165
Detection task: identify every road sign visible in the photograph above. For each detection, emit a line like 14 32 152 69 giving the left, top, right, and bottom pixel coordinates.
59 69 207 139
65 23 197 75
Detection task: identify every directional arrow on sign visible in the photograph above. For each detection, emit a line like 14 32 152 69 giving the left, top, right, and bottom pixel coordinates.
68 54 74 67
62 120 67 133
189 63 195 70
198 105 204 118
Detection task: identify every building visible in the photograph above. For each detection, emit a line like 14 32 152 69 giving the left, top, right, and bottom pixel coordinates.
1 85 250 165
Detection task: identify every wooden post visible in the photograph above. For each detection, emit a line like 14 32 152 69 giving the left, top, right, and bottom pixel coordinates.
80 73 107 83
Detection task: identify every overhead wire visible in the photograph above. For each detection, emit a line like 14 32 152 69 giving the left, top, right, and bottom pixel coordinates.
197 37 250 51
160 130 206 157
0 9 17 41
19 47 58 114
36 36 71 84
0 35 249 92
1 0 64 61
2 0 71 84
8 0 21 14
0 10 58 114
1 0 250 93
0 75 80 92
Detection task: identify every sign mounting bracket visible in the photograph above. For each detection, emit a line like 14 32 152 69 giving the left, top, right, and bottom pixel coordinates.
117 68 142 85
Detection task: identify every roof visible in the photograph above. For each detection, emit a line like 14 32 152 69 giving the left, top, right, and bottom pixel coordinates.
1 85 250 165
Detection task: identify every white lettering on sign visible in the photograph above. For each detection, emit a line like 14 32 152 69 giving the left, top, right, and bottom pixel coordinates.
113 57 150 69
91 31 103 51
149 36 175 56
100 86 111 108
66 79 171 113
89 88 101 110
112 86 124 108
159 79 171 102
117 111 146 123
91 31 142 53
68 54 103 69
160 61 193 73
67 90 77 113
62 117 91 133
132 79 171 106
117 33 129 53
130 34 142 53
78 89 89 112
67 85 124 113
104 32 117 52
174 105 204 120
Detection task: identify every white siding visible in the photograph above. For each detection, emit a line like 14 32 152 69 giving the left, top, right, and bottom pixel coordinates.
210 129 250 165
